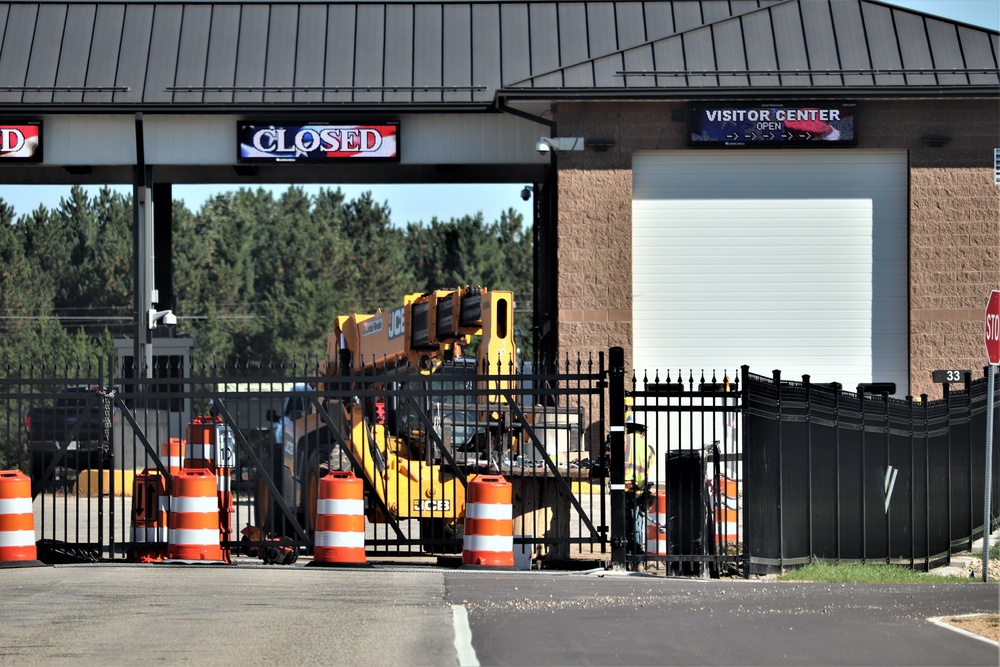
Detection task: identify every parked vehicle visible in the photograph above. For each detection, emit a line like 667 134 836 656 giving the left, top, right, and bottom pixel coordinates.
24 385 118 479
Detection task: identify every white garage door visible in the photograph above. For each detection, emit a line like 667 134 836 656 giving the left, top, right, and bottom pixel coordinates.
632 150 908 393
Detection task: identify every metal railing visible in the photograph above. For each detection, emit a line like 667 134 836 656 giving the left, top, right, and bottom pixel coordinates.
5 351 995 575
1 354 608 566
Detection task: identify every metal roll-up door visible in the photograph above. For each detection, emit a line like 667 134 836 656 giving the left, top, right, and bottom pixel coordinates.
631 150 908 393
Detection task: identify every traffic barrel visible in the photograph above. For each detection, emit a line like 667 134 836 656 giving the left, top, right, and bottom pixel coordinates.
312 471 366 566
184 416 235 563
0 470 40 566
167 468 224 562
462 475 514 568
710 476 739 547
185 415 222 469
646 490 668 559
160 438 186 477
128 469 168 563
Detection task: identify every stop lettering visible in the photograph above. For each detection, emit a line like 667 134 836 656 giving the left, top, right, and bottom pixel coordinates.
986 290 1000 365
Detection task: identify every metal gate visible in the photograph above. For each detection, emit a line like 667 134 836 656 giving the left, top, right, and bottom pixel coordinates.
609 347 744 576
2 355 608 566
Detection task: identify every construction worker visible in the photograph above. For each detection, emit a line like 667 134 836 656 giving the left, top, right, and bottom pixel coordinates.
624 400 654 570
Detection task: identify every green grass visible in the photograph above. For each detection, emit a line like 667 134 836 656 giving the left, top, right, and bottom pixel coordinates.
776 562 987 584
990 540 1000 562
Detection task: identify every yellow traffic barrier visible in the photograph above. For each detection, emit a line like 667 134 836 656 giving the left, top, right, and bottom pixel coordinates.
75 469 137 497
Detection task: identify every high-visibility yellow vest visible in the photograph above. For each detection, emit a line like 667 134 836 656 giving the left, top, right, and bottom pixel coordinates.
624 430 653 489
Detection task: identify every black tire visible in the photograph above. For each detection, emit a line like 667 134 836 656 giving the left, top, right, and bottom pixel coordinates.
254 476 275 531
419 518 464 554
305 450 331 539
30 451 53 482
256 474 285 535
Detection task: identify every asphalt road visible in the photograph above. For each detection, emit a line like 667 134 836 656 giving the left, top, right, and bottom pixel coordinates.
0 564 996 666
450 573 1000 666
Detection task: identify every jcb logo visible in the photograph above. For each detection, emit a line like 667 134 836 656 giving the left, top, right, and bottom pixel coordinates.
387 306 406 339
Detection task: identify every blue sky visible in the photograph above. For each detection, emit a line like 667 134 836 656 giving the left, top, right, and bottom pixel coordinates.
1 0 996 226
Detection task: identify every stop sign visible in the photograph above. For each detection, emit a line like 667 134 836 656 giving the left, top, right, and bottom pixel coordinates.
986 290 1000 365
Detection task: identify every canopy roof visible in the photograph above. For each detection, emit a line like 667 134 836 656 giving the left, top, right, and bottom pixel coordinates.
1 0 997 113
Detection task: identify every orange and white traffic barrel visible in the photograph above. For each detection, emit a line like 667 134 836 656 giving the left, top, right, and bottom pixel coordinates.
167 468 224 562
184 416 235 563
128 469 169 563
0 470 38 565
710 476 739 546
160 438 186 477
646 490 668 558
462 475 514 568
312 471 366 565
185 415 223 468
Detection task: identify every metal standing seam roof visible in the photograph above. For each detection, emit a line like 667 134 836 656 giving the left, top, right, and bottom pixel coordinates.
0 0 996 112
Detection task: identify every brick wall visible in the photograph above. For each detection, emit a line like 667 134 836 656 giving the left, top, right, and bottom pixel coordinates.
910 166 999 399
551 99 1000 398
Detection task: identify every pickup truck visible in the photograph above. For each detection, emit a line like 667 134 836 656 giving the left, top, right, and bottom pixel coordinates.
25 385 118 479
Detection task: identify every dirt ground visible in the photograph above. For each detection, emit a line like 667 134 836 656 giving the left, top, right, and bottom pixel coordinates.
941 614 1000 642
950 556 1000 641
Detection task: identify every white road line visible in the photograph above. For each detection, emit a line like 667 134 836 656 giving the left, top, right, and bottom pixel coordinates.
452 604 480 667
927 615 1000 647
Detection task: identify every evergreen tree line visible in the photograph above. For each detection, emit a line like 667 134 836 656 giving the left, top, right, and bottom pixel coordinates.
0 185 534 369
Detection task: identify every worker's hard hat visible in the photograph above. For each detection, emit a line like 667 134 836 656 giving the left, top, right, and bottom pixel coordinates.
625 412 644 431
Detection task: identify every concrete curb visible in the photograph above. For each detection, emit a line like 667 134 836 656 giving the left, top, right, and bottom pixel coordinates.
928 614 1000 647
928 528 999 578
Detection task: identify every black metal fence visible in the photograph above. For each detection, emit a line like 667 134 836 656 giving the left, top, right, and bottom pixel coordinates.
1 354 609 566
4 351 996 575
744 366 1000 574
614 347 744 576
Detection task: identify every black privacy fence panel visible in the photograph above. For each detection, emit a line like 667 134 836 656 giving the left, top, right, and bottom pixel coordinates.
744 367 1000 574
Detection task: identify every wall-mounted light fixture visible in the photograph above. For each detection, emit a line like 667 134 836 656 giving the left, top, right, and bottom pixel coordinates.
922 135 951 148
586 139 616 151
535 137 584 155
857 382 896 395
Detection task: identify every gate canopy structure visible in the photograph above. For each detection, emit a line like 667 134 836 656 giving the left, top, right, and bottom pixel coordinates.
1 0 997 396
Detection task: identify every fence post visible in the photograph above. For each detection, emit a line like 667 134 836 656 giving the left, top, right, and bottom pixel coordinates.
923 394 930 571
740 365 750 578
834 382 842 564
858 383 867 563
773 369 783 571
803 375 813 564
883 389 891 565
609 347 626 570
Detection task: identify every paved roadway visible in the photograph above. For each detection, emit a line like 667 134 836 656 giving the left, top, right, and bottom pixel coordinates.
0 563 996 666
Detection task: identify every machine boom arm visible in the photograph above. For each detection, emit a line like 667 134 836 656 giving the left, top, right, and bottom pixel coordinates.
326 286 516 380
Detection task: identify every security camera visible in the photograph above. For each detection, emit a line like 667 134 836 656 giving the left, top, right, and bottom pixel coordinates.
535 136 585 155
520 186 533 201
148 308 177 329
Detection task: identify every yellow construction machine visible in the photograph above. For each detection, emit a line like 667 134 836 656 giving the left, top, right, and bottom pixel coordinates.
255 286 519 549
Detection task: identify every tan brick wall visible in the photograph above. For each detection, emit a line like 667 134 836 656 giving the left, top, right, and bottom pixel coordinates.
910 167 1000 399
551 100 999 397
